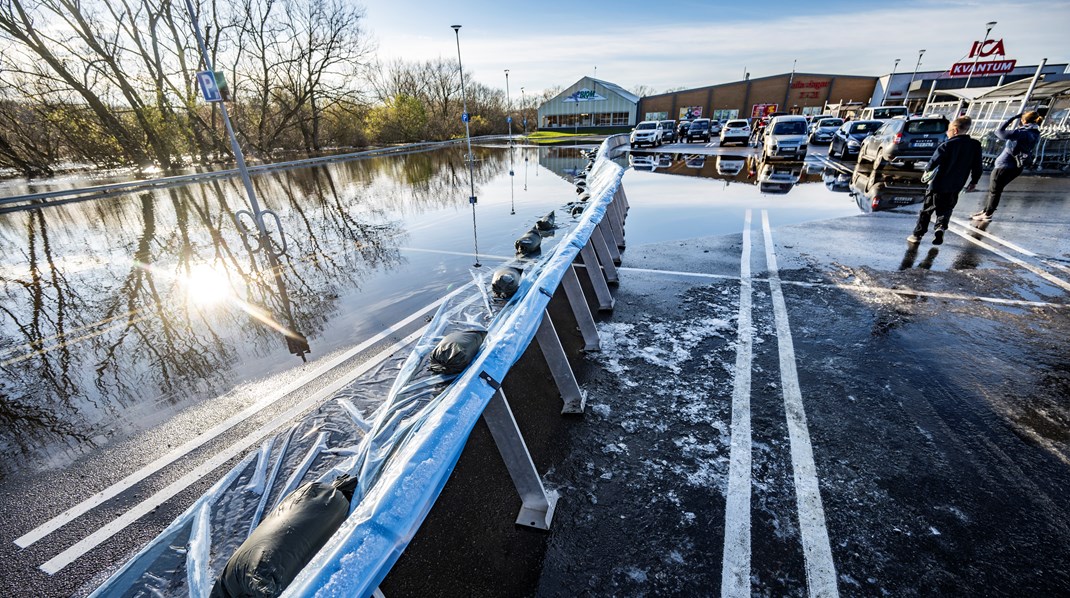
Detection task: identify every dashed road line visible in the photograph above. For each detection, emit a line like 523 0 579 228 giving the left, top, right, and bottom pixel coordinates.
949 218 1070 277
761 210 839 598
948 224 1070 293
721 209 754 597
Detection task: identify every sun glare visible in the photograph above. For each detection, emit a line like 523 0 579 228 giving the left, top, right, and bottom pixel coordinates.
183 263 233 306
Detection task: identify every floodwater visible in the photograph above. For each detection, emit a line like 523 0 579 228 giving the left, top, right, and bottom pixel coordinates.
0 142 884 480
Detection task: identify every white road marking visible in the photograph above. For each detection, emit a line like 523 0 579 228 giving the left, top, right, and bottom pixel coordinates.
16 285 470 549
949 219 1070 276
721 210 754 597
616 266 1069 309
39 327 426 575
761 210 839 598
948 225 1070 293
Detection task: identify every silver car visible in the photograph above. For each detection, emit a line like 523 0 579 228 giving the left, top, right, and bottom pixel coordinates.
809 118 844 144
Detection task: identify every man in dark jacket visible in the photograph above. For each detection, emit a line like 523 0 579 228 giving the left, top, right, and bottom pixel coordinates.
971 111 1043 222
908 116 983 245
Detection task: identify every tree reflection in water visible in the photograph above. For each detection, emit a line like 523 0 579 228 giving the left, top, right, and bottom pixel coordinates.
0 145 508 478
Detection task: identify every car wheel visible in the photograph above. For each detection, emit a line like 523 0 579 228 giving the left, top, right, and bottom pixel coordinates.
873 150 886 171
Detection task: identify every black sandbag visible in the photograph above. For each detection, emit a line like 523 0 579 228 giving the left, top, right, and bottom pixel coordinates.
535 210 555 231
210 475 358 598
491 266 522 299
429 330 487 374
514 228 542 255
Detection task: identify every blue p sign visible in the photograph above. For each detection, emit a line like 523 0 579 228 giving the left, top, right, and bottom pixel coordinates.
506 116 512 124
196 71 222 102
461 112 470 123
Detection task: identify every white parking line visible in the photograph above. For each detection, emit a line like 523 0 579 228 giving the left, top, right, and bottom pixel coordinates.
39 326 427 575
15 285 470 549
721 210 754 598
948 225 1070 293
761 210 839 598
949 218 1070 277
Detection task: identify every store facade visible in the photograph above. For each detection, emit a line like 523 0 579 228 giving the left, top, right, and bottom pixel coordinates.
537 77 639 130
636 72 878 123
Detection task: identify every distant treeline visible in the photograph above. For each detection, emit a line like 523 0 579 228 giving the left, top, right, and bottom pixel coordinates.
0 0 546 177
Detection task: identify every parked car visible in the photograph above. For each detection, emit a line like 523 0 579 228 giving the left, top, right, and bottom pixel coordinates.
630 121 666 148
719 119 751 146
716 155 747 176
828 120 884 160
709 119 723 135
807 114 833 134
809 118 844 144
628 154 656 170
857 116 949 169
660 120 677 143
762 115 809 160
860 105 909 121
685 118 712 143
757 160 803 194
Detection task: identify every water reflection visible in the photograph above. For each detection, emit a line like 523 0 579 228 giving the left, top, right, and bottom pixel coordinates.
757 159 804 195
849 164 927 212
0 145 532 477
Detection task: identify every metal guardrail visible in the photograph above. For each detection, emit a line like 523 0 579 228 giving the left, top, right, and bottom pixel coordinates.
0 136 514 209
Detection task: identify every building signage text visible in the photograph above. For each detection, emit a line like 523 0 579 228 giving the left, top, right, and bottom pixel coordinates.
563 89 606 102
969 38 1006 58
949 60 1017 77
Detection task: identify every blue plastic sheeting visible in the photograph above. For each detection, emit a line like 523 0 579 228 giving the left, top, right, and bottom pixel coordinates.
284 139 625 597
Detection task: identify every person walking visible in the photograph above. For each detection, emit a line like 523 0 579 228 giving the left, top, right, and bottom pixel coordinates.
908 116 983 245
971 111 1043 222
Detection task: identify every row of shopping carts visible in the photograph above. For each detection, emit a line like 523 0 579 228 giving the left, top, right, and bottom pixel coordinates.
980 126 1070 171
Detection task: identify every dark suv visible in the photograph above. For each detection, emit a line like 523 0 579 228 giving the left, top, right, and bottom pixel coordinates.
858 116 949 168
660 120 677 143
686 118 711 143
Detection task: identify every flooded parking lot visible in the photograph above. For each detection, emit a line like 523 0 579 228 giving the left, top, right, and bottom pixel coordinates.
2 138 1069 597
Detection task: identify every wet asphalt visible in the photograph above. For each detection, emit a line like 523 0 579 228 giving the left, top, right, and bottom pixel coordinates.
387 143 1070 597
3 141 1069 596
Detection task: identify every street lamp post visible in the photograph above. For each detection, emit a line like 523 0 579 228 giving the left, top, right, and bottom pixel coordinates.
520 86 527 135
906 49 926 110
964 21 997 89
504 69 512 142
451 24 480 267
889 58 900 103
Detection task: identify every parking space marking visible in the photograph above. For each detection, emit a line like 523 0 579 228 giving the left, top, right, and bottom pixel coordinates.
948 218 1070 276
38 326 427 575
15 285 470 549
948 225 1070 293
813 154 853 175
721 209 754 598
761 210 840 598
616 266 1068 309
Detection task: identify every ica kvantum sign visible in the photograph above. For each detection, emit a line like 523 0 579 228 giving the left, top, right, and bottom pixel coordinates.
949 38 1016 77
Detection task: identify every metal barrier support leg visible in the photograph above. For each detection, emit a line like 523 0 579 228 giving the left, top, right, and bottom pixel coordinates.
598 219 621 264
607 199 626 249
483 388 558 530
619 186 631 214
590 226 619 285
562 265 600 351
579 239 615 311
535 309 587 414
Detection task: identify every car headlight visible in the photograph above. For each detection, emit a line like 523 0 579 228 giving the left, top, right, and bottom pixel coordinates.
847 139 860 147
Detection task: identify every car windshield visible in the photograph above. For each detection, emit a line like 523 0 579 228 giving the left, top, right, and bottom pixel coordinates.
905 119 948 134
850 121 882 134
870 108 908 119
772 121 806 135
636 123 656 130
691 121 708 129
661 122 674 128
818 119 843 128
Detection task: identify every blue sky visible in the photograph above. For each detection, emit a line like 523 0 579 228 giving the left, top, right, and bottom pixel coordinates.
363 0 1067 97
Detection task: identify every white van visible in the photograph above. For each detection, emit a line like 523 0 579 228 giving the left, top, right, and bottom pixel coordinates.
860 106 909 121
762 115 809 160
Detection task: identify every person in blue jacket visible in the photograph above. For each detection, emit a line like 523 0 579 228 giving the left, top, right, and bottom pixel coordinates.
908 116 983 246
971 110 1043 222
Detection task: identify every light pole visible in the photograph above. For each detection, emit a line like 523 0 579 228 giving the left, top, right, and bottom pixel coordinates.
889 58 900 103
504 69 512 142
964 21 997 89
452 24 480 267
906 49 926 110
520 86 527 135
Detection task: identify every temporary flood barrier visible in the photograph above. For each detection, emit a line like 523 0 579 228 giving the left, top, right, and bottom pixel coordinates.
90 136 631 598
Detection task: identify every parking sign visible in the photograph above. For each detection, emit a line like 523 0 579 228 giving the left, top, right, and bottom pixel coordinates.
196 71 222 102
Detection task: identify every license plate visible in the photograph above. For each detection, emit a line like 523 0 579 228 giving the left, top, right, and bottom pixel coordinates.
894 196 914 202
913 140 934 147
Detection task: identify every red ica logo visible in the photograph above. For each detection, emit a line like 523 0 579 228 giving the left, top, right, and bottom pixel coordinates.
969 38 1006 58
